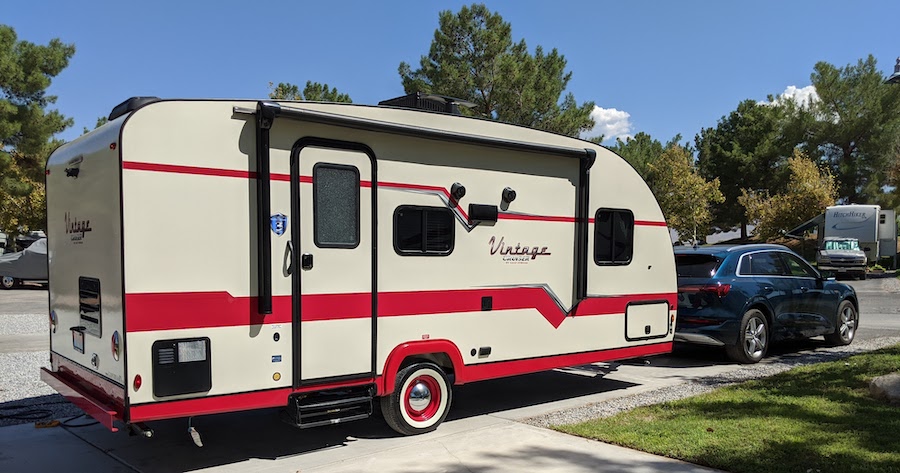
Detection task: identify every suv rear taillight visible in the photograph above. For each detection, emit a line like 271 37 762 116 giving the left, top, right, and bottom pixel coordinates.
679 283 731 298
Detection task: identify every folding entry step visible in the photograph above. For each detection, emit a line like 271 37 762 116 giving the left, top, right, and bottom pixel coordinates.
285 384 376 429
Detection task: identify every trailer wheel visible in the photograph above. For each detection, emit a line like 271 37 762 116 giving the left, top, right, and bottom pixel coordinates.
380 362 451 436
0 276 18 290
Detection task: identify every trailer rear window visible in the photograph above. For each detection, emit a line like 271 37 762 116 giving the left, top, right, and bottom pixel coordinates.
394 206 454 256
594 209 634 265
313 163 360 248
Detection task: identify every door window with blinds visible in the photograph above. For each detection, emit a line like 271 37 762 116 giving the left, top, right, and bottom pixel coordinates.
393 206 455 256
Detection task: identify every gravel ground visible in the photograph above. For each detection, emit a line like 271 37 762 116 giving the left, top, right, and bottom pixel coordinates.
0 313 48 336
524 335 900 428
0 306 86 428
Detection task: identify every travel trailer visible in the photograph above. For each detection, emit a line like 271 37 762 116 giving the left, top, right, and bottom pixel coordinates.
41 96 676 439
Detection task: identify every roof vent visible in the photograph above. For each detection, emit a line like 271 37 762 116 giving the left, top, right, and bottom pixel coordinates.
108 96 161 121
378 92 475 116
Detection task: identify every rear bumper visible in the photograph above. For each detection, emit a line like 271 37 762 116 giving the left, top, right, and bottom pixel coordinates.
674 318 740 347
817 265 865 273
41 354 125 432
40 368 120 432
673 332 725 346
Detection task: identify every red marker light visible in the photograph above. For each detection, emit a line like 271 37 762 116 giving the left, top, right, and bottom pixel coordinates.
133 375 142 391
110 143 117 150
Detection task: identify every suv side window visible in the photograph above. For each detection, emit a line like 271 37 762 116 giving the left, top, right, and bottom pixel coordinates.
779 252 818 278
740 251 786 276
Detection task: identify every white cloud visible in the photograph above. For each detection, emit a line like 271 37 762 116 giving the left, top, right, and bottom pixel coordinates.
762 85 819 108
581 106 633 143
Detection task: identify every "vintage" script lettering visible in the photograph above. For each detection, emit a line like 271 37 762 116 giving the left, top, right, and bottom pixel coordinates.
65 212 93 235
489 236 551 260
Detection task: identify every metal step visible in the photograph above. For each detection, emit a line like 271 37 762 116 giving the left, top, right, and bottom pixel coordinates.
285 384 375 429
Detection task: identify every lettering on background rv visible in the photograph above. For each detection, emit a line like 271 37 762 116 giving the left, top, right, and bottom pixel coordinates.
489 236 551 263
831 211 870 219
65 212 92 242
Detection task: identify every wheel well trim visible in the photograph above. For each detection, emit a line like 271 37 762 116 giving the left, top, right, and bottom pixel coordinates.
379 340 465 396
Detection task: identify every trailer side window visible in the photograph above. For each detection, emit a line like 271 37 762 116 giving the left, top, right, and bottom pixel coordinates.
313 163 360 248
394 206 454 256
594 209 634 265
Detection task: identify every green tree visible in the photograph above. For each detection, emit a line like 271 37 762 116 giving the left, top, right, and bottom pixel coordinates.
399 3 594 136
82 116 108 135
268 81 352 103
740 151 837 241
0 25 75 236
608 132 683 180
804 55 900 205
648 145 724 244
695 99 796 238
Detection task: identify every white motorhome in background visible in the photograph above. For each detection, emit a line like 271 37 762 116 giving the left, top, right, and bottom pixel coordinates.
41 95 676 439
824 204 880 262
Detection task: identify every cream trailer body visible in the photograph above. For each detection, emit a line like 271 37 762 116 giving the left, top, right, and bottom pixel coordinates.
42 96 676 436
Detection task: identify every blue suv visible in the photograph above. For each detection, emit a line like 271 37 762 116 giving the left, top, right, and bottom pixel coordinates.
674 244 858 363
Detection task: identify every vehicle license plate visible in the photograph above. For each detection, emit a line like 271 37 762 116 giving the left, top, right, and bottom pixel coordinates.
73 330 85 354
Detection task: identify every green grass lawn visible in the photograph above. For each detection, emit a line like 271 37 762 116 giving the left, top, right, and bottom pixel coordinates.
559 345 900 473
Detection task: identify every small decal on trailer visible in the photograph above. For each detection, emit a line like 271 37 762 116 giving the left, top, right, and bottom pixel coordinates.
270 213 287 236
272 355 282 363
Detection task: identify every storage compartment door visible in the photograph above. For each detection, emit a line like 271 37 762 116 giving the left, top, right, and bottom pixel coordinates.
625 301 670 341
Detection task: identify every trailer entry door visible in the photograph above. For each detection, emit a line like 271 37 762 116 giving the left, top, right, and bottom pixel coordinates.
290 141 375 385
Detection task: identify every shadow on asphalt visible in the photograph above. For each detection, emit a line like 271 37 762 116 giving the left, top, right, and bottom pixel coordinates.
60 369 640 472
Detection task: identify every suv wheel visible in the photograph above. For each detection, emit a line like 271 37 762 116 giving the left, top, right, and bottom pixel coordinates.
726 309 769 364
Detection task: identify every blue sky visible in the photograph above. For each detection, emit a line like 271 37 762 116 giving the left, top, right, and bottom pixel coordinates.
7 0 900 145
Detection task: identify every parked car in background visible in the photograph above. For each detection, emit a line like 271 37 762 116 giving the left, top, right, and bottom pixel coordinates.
817 236 867 280
674 244 858 363
0 238 48 289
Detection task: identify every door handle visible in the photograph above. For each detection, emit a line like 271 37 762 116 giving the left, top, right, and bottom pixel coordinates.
800 286 809 293
284 241 294 276
301 253 313 271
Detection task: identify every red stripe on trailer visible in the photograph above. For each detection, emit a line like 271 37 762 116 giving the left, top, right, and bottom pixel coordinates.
497 213 576 223
586 217 667 227
122 162 608 224
460 341 673 384
128 377 378 423
125 290 675 332
635 220 668 227
129 340 672 421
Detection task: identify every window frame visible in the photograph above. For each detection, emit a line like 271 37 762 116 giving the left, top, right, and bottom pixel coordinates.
593 208 635 266
312 162 361 249
393 205 455 256
778 252 821 279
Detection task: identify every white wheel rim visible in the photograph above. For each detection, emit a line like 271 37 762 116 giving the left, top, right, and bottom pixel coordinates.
398 367 448 430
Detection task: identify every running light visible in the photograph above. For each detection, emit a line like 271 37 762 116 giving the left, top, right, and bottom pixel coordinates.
133 374 142 391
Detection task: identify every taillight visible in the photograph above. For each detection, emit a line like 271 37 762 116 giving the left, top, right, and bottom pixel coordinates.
680 283 731 298
134 374 142 391
111 331 120 361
